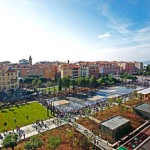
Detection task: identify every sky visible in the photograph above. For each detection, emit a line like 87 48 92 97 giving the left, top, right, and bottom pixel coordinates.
0 0 150 63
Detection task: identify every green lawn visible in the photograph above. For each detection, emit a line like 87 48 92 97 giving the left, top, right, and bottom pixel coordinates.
0 102 53 132
37 86 58 93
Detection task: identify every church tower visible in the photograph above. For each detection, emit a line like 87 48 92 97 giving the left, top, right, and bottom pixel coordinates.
29 55 32 65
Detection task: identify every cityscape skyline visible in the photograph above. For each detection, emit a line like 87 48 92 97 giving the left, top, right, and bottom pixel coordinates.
0 0 150 63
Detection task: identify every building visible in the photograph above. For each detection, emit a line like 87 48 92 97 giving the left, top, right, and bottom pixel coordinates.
29 55 32 65
59 64 72 78
134 62 143 74
43 65 58 80
137 87 150 100
117 62 136 74
0 66 19 90
20 66 44 78
59 64 80 79
98 61 121 75
89 64 99 78
80 65 89 77
19 59 29 64
100 116 131 142
134 103 150 119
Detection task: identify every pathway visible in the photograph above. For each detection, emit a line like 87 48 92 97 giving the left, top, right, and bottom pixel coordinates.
69 122 113 150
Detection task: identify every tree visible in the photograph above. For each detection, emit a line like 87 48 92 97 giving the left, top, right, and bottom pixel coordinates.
26 115 29 123
47 135 61 150
76 77 86 87
89 76 98 87
80 136 90 150
2 133 18 150
85 108 91 117
85 76 89 87
71 79 76 90
47 81 52 94
13 118 17 126
24 136 43 150
117 98 123 110
37 79 42 90
32 79 37 92
62 76 71 90
58 78 62 91
3 121 7 132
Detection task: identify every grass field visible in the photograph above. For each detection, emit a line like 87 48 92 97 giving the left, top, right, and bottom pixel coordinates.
0 102 53 132
38 86 58 93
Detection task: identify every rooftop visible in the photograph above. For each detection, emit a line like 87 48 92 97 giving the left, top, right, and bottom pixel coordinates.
107 94 120 99
52 100 70 106
88 95 105 101
134 103 150 114
137 87 150 95
101 116 130 130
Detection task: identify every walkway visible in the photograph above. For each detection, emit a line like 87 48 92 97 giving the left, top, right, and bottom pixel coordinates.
69 122 113 150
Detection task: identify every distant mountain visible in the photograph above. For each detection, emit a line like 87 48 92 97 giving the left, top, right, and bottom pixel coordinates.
142 60 150 65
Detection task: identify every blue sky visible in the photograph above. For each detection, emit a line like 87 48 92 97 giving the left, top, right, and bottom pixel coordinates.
0 0 150 63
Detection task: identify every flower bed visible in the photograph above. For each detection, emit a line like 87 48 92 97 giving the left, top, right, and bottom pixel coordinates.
77 117 101 136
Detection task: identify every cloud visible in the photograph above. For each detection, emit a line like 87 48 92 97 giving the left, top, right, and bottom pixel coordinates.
97 4 132 35
97 32 111 39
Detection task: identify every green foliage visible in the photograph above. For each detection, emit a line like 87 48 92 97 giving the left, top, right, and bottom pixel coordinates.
145 65 150 75
24 77 34 84
37 79 42 87
67 129 73 138
39 77 47 83
76 77 86 87
62 76 71 89
97 75 120 86
47 136 61 150
80 136 90 150
117 98 123 106
89 76 98 87
24 136 43 150
2 133 18 150
120 73 137 81
71 79 76 90
85 108 91 116
58 78 62 91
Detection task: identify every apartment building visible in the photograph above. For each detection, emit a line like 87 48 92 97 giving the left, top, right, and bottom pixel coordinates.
43 65 58 80
80 65 89 77
59 64 80 79
89 64 99 78
134 61 143 73
98 62 121 75
117 62 136 74
0 66 19 90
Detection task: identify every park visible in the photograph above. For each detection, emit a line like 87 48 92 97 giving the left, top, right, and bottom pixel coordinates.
0 102 52 132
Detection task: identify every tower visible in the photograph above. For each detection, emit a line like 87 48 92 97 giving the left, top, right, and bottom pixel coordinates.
29 55 32 65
